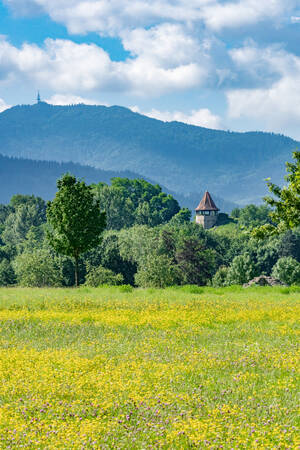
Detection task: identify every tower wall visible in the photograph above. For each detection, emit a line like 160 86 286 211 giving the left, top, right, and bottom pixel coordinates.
196 214 218 229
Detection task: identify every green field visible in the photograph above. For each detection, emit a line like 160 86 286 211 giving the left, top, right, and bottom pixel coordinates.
0 286 299 448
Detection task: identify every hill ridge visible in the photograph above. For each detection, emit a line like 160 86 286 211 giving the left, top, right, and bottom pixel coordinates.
1 103 298 204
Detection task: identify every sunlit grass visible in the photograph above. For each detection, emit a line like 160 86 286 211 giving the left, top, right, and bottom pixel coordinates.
0 286 299 448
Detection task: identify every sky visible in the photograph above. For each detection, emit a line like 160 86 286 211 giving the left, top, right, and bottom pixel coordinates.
0 0 299 139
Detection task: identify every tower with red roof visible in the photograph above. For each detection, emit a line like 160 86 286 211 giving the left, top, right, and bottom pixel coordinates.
195 191 220 229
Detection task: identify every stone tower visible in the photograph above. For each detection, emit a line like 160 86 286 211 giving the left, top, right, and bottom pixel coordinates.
195 191 219 229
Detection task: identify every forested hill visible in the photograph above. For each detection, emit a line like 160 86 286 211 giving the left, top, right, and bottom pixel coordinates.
0 154 236 212
0 102 298 204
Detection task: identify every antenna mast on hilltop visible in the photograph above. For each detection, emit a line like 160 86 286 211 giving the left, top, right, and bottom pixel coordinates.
37 91 41 103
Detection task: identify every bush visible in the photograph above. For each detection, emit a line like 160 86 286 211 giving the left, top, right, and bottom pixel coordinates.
271 257 300 286
212 266 230 287
85 265 124 287
135 254 179 288
0 259 16 286
226 253 258 285
13 250 63 287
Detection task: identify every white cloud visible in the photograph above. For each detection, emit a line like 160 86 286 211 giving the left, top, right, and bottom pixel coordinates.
202 0 292 31
0 37 209 96
46 94 108 106
4 0 295 35
227 43 300 139
0 98 11 112
0 38 115 91
121 23 202 67
291 16 300 23
131 106 222 129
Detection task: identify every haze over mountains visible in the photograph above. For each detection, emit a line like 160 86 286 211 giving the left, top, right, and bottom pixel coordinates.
1 102 298 206
0 154 236 213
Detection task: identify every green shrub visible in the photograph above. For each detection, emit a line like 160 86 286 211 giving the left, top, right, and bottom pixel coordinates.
226 253 258 285
13 250 63 287
135 254 179 288
0 259 16 286
272 257 300 286
212 266 230 287
85 265 124 287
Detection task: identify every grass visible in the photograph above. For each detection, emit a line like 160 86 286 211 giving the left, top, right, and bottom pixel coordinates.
0 286 299 448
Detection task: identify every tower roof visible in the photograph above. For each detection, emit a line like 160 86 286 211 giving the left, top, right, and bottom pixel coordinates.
195 191 219 211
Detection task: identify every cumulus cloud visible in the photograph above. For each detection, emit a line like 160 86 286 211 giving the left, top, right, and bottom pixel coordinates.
0 98 11 112
46 94 107 106
0 36 209 96
131 106 222 129
202 0 292 31
4 0 296 35
227 43 300 138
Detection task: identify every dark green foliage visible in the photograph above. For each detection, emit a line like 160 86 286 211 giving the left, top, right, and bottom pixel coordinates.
85 265 124 287
216 213 235 226
135 254 179 288
175 238 216 286
168 208 192 225
232 204 273 229
47 174 106 286
13 249 63 287
271 257 300 286
277 229 300 261
1 195 46 254
212 266 230 287
9 194 47 223
85 231 136 285
92 178 180 229
0 259 16 286
119 223 220 287
254 151 300 236
226 253 258 285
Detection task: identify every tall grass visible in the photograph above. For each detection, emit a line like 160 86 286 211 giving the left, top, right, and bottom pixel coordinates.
0 286 299 448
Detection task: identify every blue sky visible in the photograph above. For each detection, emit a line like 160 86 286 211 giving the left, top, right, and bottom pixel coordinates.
0 0 299 139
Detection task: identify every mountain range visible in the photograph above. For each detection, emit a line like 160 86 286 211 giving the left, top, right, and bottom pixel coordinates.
0 154 236 213
0 102 298 205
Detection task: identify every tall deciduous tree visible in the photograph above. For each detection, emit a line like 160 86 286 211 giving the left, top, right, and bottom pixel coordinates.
253 151 300 237
47 174 106 286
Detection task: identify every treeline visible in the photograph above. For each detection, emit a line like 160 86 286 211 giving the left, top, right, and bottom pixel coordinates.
0 176 299 288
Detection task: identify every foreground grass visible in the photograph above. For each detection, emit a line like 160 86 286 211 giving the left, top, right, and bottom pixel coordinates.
0 286 299 448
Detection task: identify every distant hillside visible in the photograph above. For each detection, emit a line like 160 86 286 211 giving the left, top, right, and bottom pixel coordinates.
0 102 298 204
0 154 236 213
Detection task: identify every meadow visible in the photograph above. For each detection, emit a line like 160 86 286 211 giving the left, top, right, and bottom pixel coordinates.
0 285 299 449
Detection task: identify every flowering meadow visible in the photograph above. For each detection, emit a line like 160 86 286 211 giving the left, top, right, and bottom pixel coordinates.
0 285 299 449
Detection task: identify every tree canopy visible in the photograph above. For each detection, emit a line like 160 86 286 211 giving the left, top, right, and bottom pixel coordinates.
47 174 106 286
253 151 300 237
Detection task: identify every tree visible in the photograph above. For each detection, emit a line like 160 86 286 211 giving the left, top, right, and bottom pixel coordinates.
47 174 106 286
0 259 16 286
226 253 258 285
271 257 300 286
92 178 180 229
135 254 179 288
175 238 216 286
13 249 63 287
233 204 273 229
253 151 300 237
212 266 230 287
277 229 300 261
85 265 124 287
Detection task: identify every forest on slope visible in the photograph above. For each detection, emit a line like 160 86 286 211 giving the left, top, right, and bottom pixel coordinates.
0 102 298 205
0 154 236 212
